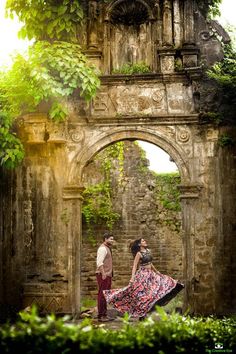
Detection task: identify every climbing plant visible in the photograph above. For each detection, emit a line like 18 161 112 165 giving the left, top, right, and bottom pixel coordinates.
82 142 124 238
154 172 181 232
206 42 236 125
0 1 100 169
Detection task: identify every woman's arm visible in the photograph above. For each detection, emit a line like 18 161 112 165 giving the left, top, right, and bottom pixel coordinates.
130 252 141 282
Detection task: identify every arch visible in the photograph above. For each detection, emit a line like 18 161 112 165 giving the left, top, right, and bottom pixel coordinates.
67 127 191 185
105 0 155 22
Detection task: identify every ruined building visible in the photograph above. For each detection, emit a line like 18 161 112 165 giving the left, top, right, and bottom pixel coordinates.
0 0 236 316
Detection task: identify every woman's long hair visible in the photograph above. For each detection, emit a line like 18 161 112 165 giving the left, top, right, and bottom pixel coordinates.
130 238 142 258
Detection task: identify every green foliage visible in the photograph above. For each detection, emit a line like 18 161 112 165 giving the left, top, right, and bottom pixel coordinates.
218 133 235 147
0 41 100 119
82 182 120 234
155 173 181 212
112 62 151 75
153 172 181 233
82 142 124 237
199 111 223 125
0 112 24 168
196 0 222 18
5 0 83 42
0 41 100 168
0 305 236 354
1 1 100 169
207 44 236 124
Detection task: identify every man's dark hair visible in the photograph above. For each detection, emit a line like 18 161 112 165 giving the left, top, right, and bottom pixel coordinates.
103 231 113 241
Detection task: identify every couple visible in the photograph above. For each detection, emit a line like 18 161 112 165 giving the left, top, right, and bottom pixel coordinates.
96 231 184 322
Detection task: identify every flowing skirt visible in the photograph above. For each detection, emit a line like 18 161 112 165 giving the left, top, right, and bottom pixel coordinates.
103 268 184 318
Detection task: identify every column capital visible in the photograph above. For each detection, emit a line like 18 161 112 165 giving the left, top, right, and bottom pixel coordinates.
62 185 85 200
178 184 203 199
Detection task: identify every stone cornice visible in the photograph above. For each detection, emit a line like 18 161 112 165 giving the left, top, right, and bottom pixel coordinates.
100 72 192 85
178 184 203 199
62 186 85 200
87 114 199 125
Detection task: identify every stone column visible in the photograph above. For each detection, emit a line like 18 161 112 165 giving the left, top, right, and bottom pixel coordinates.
178 184 203 314
173 0 181 47
162 0 173 47
103 20 111 74
183 0 195 46
85 0 103 71
154 0 162 47
182 0 198 67
88 0 99 49
62 185 84 316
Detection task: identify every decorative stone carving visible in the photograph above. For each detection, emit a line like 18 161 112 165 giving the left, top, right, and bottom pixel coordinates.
46 121 68 143
160 55 175 73
25 123 46 144
69 129 85 143
92 90 109 114
199 30 212 41
177 129 190 143
23 287 68 313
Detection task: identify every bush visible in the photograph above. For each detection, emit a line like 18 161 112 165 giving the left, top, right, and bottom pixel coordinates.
0 306 235 353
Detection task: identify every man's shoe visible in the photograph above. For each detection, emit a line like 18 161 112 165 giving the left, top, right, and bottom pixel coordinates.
98 316 114 322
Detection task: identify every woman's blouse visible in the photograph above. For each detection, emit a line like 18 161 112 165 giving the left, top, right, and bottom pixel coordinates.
140 249 153 265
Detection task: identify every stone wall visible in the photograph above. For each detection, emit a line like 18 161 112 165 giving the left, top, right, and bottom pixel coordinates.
81 141 182 300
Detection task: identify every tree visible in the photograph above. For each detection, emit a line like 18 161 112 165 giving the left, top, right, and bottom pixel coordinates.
0 0 100 169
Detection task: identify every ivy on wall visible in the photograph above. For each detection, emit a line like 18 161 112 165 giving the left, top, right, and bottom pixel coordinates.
82 142 124 238
154 172 181 232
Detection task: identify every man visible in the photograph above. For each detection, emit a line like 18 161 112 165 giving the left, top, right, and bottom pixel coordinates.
96 231 115 322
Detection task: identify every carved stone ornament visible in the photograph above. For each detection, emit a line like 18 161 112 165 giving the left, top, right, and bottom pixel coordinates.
69 129 85 143
109 0 151 26
177 129 190 143
199 30 211 41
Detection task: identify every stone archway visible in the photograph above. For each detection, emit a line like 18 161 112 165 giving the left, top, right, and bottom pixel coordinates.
63 126 202 315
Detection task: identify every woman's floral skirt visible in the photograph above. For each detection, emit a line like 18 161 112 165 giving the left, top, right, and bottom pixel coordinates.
103 268 184 318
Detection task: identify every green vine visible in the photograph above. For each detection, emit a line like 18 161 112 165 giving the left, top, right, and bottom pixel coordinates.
154 172 181 232
218 133 235 147
206 43 236 125
82 142 124 238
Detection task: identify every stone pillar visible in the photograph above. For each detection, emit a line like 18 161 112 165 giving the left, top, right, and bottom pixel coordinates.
159 49 175 73
183 0 195 46
88 0 99 49
178 184 203 314
162 0 173 47
173 0 181 47
103 21 111 74
62 185 84 316
85 1 102 71
154 0 162 47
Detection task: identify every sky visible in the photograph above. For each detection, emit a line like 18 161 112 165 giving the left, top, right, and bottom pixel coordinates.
0 0 235 173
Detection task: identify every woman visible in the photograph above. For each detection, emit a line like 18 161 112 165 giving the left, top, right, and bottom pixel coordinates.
103 238 184 319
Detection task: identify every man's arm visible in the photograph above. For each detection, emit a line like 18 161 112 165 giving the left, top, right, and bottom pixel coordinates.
130 252 141 283
97 246 107 279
